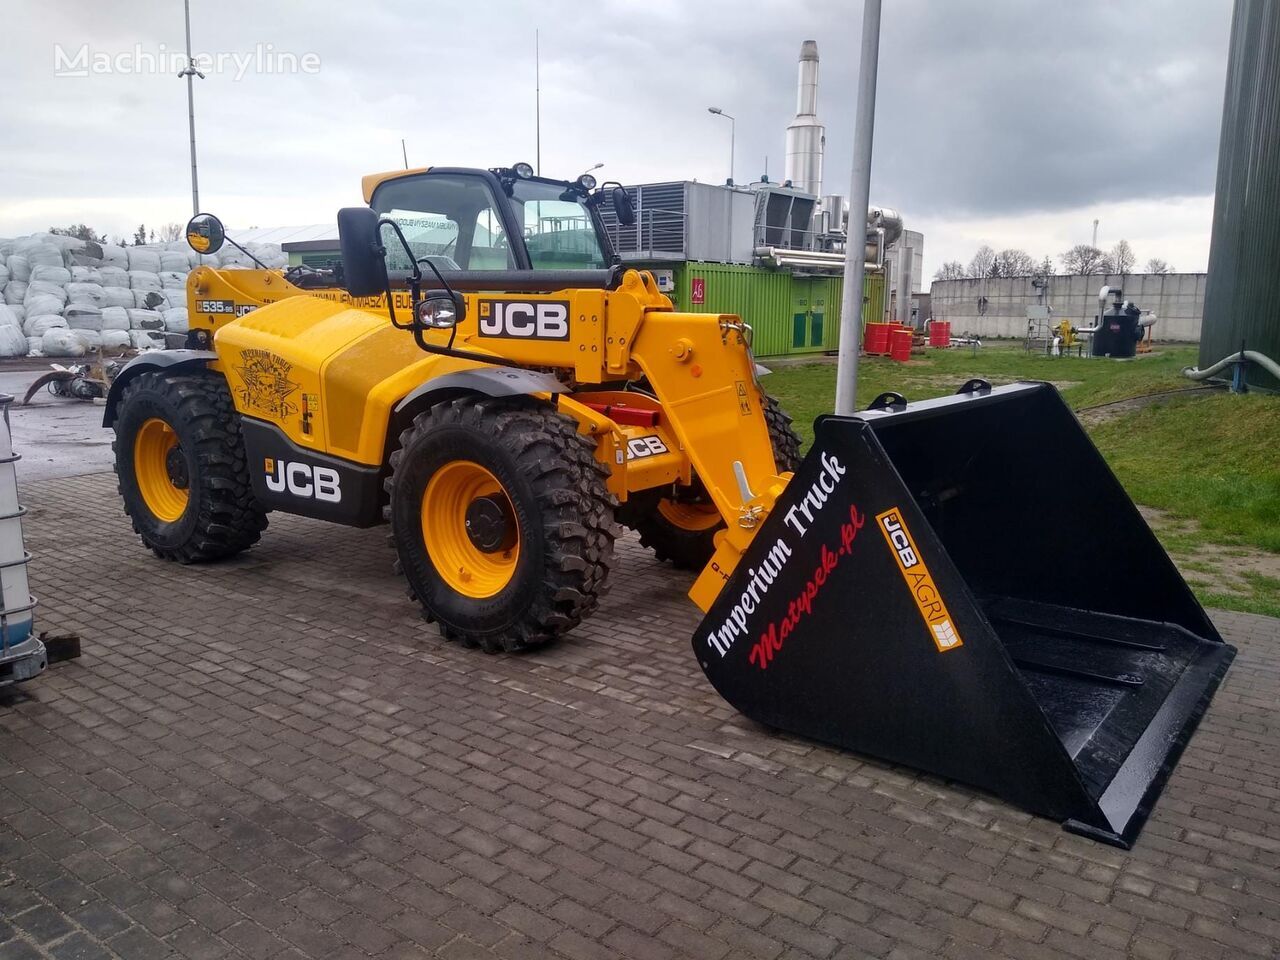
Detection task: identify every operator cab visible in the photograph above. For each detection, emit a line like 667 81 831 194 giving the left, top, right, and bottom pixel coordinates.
364 163 632 275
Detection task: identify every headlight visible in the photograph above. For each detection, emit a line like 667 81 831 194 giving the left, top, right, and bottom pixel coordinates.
577 174 597 191
513 162 535 178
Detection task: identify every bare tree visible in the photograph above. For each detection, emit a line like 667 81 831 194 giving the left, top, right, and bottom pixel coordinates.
992 248 1037 277
1037 255 1055 278
158 222 184 243
967 244 996 278
1110 239 1136 276
934 261 967 281
1145 257 1171 274
1060 244 1106 275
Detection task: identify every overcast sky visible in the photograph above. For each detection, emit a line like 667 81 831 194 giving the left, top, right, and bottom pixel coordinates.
0 0 1233 277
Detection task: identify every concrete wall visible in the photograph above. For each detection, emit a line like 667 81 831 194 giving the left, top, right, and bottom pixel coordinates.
929 273 1206 341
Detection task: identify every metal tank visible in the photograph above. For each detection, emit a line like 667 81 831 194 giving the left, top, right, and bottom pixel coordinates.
1200 0 1280 390
784 41 825 197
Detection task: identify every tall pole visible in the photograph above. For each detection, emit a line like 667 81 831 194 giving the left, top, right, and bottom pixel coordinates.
535 30 541 175
401 139 409 169
729 114 735 185
834 0 883 416
180 0 202 216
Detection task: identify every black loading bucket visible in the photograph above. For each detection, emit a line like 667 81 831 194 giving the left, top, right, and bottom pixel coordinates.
693 381 1234 847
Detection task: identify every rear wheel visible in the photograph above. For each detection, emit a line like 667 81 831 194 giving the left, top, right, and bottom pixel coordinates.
112 371 268 562
388 396 617 653
623 393 802 570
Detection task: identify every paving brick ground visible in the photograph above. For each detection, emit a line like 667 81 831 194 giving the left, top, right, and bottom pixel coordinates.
1 472 1278 960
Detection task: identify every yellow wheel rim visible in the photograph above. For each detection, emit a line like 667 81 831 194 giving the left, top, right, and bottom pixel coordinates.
657 497 722 532
134 417 189 523
422 461 520 598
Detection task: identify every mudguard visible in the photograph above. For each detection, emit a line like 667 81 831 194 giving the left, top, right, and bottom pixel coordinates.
692 381 1233 847
102 350 219 427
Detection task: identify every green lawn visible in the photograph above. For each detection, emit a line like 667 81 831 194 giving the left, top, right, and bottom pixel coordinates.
764 343 1280 618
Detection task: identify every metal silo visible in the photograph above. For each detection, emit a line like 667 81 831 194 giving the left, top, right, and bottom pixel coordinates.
1200 0 1280 390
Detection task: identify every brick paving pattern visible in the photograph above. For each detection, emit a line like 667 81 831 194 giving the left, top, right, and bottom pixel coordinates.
1 472 1278 959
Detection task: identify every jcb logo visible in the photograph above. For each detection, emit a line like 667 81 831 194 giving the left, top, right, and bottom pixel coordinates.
265 458 341 503
626 436 668 459
478 300 570 340
876 507 962 652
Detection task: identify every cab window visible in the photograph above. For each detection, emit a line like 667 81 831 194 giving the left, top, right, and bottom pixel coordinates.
371 173 515 271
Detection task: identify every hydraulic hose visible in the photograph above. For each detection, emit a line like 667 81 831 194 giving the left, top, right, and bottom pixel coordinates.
1182 350 1280 382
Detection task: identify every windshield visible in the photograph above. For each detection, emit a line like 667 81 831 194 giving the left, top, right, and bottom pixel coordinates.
507 179 609 269
371 173 513 272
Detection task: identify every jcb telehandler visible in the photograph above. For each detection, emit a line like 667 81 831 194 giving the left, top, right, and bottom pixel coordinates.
107 163 1232 847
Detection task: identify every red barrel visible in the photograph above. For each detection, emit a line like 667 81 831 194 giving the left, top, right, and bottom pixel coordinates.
890 328 913 362
929 320 951 348
863 322 891 355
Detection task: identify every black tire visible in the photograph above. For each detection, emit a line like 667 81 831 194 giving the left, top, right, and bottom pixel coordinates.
622 393 803 570
112 371 268 562
387 396 617 653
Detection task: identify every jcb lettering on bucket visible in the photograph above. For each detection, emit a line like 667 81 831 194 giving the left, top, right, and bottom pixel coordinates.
876 507 962 652
265 458 341 503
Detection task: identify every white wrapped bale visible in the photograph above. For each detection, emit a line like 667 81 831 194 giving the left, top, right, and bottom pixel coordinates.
24 293 66 318
130 329 165 350
4 281 28 305
65 282 106 307
24 314 67 337
163 308 189 333
41 328 86 357
25 337 42 358
0 263 8 286
0 326 27 357
159 251 190 272
30 264 71 285
25 280 67 304
69 265 103 284
71 329 102 351
25 244 64 271
100 306 130 331
127 308 165 330
102 286 134 309
129 270 161 291
99 244 129 269
8 306 23 326
159 270 187 290
64 303 103 331
99 265 129 286
133 289 167 310
0 305 18 327
125 248 161 272
6 255 30 282
43 234 85 255
101 329 131 351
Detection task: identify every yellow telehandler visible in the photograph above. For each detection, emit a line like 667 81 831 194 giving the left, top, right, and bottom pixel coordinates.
106 163 1232 847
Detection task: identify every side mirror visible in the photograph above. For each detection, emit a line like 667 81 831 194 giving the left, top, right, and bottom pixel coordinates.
612 186 635 226
416 290 466 329
186 213 225 255
337 207 389 298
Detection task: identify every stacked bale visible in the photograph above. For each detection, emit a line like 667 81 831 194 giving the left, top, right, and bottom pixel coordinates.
0 231 285 357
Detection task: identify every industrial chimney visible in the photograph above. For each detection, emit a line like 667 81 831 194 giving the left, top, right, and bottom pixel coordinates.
784 40 825 197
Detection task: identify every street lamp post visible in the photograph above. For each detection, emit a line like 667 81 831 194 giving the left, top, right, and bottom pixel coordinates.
178 0 205 216
707 107 735 185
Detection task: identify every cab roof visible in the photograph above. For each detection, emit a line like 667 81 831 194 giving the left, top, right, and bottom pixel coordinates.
361 167 431 204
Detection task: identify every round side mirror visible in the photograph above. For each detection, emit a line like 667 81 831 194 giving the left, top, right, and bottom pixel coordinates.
611 186 635 227
186 213 226 255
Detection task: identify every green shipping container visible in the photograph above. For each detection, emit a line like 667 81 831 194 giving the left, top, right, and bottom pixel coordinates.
662 261 886 359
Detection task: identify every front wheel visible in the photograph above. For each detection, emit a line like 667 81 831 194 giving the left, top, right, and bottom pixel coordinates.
112 371 268 562
388 396 618 653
